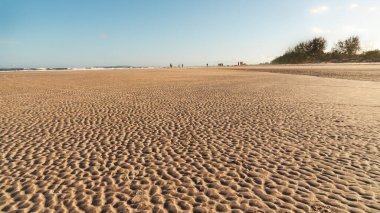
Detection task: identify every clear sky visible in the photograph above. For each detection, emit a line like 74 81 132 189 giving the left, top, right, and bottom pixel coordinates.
1 0 380 68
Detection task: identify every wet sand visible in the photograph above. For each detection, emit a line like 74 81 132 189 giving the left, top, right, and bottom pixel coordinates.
1 67 380 212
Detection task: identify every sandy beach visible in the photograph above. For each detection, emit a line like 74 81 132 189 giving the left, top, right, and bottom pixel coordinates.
1 66 380 212
231 63 380 82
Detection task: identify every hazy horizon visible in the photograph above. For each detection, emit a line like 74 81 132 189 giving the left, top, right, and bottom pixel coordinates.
1 0 380 68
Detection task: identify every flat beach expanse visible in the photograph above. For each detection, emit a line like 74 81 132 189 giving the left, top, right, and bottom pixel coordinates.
1 65 380 212
231 63 380 82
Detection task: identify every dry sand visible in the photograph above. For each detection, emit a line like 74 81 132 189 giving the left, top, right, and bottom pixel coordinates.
232 63 380 82
0 67 380 212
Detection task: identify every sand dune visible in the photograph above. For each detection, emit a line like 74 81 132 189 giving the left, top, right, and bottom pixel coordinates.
0 68 380 212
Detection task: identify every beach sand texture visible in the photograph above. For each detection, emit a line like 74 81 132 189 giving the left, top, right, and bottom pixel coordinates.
232 63 380 82
1 67 380 212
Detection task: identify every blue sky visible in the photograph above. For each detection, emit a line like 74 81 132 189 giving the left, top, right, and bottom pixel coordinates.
1 0 380 67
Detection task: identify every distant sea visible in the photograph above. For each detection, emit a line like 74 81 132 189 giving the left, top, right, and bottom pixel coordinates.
0 66 156 72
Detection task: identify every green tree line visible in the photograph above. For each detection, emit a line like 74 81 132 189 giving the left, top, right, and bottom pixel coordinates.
271 36 380 64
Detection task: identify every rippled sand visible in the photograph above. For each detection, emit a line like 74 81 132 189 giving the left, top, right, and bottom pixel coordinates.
1 68 380 212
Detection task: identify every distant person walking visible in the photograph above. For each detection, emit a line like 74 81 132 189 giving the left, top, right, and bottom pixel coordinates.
181 64 183 68
170 64 172 68
206 63 208 67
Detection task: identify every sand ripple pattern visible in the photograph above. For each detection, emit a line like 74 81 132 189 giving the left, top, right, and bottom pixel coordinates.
1 69 380 212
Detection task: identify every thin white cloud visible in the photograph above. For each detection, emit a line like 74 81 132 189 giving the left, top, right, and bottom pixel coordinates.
310 5 329 14
311 27 326 34
342 26 366 34
0 40 18 45
349 3 358 9
368 7 377 12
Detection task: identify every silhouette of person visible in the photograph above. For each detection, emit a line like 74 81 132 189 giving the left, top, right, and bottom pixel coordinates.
207 63 208 67
170 64 172 68
182 64 183 68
